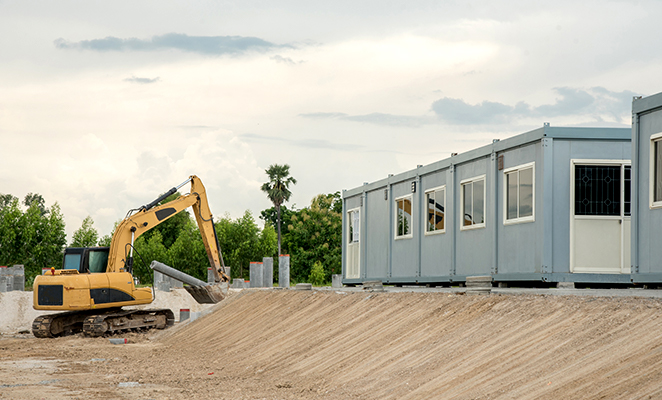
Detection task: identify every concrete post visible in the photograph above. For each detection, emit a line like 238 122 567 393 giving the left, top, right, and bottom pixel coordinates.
263 257 273 288
9 265 24 291
250 262 264 288
207 267 215 284
279 255 290 288
180 308 190 322
332 274 343 288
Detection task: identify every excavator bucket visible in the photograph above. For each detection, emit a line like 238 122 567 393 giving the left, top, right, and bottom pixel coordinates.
185 282 228 304
150 261 228 304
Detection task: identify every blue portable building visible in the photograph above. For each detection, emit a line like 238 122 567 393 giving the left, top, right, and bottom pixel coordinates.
342 124 631 286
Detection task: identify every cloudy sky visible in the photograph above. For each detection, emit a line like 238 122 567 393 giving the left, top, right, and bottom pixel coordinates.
0 0 659 240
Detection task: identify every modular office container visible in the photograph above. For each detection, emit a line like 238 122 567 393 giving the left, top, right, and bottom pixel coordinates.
342 125 632 286
631 92 662 283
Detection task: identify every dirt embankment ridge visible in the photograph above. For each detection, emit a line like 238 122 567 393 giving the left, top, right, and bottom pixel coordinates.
3 290 662 399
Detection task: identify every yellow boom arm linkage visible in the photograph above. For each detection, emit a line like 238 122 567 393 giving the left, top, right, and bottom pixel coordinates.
107 175 228 282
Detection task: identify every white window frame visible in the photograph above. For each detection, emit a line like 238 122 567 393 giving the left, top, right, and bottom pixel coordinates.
394 194 414 240
460 175 486 231
424 185 446 235
650 132 662 209
503 162 535 225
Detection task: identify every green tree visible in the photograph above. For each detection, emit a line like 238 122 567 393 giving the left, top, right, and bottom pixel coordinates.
309 261 325 286
215 210 277 279
281 192 342 283
139 193 190 248
166 219 209 281
132 230 168 285
0 196 66 286
0 194 18 210
23 193 48 215
261 164 297 257
70 216 99 247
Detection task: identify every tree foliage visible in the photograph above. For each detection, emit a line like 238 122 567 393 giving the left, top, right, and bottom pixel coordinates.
264 192 342 284
70 216 99 247
261 164 297 257
215 210 277 279
128 209 276 284
0 194 66 285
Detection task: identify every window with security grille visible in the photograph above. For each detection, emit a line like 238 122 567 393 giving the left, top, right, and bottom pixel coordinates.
574 165 621 216
425 186 445 234
624 166 631 216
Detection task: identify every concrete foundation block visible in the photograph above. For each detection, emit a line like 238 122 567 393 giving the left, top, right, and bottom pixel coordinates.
207 268 215 284
0 276 10 293
362 280 384 292
263 257 273 288
180 308 190 322
279 255 290 288
231 279 245 289
250 262 264 288
332 274 343 288
295 283 312 290
557 282 575 289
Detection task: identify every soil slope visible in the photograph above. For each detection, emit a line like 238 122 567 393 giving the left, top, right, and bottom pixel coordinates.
2 290 662 399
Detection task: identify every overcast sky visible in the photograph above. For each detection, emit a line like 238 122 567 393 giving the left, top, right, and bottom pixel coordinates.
1 0 659 241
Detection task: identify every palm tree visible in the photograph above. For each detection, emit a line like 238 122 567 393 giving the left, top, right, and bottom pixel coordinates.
261 164 297 257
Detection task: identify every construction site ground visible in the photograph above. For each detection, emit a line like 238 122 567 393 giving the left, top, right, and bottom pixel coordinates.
3 287 662 399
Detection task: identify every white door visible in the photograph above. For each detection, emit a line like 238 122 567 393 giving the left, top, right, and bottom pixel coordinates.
571 162 631 274
346 208 360 279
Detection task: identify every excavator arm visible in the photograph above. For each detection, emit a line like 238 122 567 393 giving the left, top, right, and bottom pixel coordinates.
107 175 229 283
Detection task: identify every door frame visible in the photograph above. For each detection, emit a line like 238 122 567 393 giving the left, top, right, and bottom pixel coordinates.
346 207 361 279
569 159 631 273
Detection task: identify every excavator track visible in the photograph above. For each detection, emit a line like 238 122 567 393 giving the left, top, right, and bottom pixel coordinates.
32 310 102 338
32 308 175 338
82 309 175 337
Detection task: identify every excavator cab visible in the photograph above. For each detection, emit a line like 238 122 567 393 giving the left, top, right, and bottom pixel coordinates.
63 247 110 273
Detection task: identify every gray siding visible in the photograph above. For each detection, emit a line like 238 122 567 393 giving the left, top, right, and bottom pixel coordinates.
632 94 662 280
496 142 541 275
420 169 452 278
365 189 389 280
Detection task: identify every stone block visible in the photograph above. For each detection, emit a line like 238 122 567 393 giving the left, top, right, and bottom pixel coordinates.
557 282 575 289
332 274 343 288
362 280 384 292
279 255 290 288
263 257 273 288
295 283 312 290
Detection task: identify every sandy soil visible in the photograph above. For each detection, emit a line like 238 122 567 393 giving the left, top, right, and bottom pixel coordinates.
2 289 662 399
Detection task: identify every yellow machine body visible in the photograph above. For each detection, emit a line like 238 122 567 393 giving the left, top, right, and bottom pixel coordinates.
33 270 153 311
32 175 228 314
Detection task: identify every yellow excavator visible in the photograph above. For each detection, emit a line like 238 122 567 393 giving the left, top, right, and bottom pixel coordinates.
31 175 230 338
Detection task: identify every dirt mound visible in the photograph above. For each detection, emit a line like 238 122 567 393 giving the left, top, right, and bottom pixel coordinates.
3 290 662 399
161 290 662 399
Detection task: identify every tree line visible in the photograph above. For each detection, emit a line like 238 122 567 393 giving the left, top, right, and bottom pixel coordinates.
0 165 342 286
